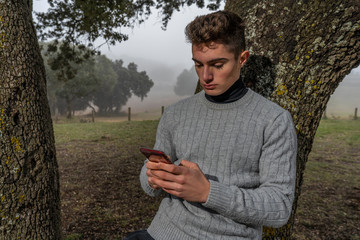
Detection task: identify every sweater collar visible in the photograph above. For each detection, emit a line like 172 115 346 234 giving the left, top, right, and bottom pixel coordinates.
204 78 248 104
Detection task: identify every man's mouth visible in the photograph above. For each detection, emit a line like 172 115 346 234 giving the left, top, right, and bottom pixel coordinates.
202 84 216 90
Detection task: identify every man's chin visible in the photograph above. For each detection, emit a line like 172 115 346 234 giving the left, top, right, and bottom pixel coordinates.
203 89 222 96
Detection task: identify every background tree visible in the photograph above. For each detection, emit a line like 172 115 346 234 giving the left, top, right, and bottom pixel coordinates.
35 0 222 77
42 42 101 118
174 66 198 96
111 60 133 113
54 58 99 118
219 1 359 238
92 55 119 114
44 51 62 115
127 62 154 101
93 60 154 114
0 1 61 239
36 0 222 45
44 52 154 116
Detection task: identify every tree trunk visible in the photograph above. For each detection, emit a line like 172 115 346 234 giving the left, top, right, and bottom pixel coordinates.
65 97 72 119
221 0 360 238
0 1 61 239
87 103 96 122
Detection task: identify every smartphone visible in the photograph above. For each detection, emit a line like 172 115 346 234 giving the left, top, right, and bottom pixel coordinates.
140 147 172 164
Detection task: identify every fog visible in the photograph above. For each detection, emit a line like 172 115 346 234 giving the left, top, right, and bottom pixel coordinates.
94 6 213 114
116 56 191 113
33 0 359 117
326 68 360 118
122 60 360 118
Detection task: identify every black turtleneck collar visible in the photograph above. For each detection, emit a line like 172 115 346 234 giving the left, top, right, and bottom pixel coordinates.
205 78 248 104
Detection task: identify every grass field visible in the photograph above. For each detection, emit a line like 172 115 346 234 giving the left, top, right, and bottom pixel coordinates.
292 120 360 240
53 119 360 240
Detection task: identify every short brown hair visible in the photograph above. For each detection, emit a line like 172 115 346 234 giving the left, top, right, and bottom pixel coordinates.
185 10 246 58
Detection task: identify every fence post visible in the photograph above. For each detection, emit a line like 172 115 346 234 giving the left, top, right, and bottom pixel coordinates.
355 107 358 120
91 109 95 122
128 107 131 121
161 106 164 115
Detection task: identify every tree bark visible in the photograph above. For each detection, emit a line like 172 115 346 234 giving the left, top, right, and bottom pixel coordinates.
0 1 61 239
221 0 360 238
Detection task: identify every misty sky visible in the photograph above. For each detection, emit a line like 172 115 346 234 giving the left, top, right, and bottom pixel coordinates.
33 1 359 116
33 0 213 70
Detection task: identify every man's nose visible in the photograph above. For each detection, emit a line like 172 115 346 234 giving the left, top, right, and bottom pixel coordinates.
202 66 213 83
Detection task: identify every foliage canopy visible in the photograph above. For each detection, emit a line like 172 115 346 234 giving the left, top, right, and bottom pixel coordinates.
35 0 222 51
43 45 154 117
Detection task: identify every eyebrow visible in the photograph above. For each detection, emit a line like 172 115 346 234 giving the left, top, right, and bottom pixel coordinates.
192 58 229 64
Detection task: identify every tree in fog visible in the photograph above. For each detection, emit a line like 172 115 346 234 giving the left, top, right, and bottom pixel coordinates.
93 60 154 114
174 66 198 96
44 52 153 116
54 59 99 118
108 60 133 113
42 44 101 118
91 55 119 113
127 63 154 101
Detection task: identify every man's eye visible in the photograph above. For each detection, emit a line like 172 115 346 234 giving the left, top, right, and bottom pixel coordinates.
214 64 224 69
195 64 203 68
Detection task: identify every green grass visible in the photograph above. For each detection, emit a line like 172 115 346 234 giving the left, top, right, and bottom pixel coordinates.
308 119 360 187
54 120 159 144
315 119 360 145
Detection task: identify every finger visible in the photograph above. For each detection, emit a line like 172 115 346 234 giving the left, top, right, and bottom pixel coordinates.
147 169 170 184
152 177 182 192
148 176 161 189
150 169 186 184
146 161 162 170
148 155 163 162
162 188 183 198
146 160 172 170
146 169 157 178
148 155 171 164
158 163 184 175
179 159 199 169
146 161 182 174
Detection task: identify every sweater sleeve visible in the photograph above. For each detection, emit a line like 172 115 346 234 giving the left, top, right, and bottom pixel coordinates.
140 108 177 197
202 111 297 227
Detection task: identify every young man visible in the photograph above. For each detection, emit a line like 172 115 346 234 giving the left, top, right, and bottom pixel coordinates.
127 10 297 240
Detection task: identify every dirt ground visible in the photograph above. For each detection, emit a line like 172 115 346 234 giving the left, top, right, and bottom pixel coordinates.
57 139 161 239
56 122 360 240
291 134 360 240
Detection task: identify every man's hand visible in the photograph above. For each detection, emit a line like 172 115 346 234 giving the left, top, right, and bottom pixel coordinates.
146 155 168 190
146 158 210 203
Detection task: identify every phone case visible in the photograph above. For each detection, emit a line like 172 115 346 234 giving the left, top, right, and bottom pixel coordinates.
140 147 172 164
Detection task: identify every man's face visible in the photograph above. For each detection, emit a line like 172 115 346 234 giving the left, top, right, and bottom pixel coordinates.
192 42 249 96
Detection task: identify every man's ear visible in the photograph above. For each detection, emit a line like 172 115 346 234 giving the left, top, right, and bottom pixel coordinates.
239 50 250 67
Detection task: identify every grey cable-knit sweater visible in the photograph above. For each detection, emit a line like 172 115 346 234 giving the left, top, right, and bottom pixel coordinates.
140 89 297 240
